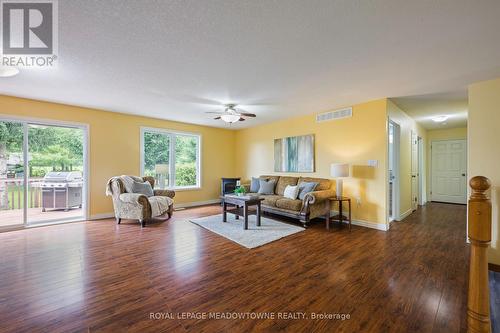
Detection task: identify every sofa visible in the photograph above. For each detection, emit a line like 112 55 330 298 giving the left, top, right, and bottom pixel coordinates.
243 175 335 227
106 175 175 227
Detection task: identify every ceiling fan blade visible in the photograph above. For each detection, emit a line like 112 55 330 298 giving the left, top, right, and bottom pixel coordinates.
238 117 246 121
239 112 256 117
214 116 221 120
205 111 224 115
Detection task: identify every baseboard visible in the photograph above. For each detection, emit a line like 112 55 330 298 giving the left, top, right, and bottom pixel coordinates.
174 199 221 209
349 219 389 231
398 209 413 221
89 200 221 221
89 199 221 220
90 212 115 220
329 210 388 231
489 263 500 272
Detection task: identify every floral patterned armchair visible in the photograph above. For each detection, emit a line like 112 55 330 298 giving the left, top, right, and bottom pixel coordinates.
106 175 175 227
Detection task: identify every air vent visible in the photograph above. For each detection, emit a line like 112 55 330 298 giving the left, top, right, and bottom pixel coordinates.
316 107 352 123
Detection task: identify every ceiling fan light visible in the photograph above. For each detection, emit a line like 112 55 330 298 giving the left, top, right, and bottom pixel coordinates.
432 115 449 122
0 66 19 77
221 114 240 123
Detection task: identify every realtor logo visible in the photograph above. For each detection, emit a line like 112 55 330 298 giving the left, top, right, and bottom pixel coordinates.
1 0 58 67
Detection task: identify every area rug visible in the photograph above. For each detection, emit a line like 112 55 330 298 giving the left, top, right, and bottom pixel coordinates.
189 214 305 249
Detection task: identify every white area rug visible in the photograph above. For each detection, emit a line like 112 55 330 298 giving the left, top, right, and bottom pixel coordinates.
189 214 305 249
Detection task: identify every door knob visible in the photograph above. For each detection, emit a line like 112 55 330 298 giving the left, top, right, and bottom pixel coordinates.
462 173 466 177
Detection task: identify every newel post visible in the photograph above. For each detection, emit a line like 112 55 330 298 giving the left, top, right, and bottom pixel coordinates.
467 176 492 333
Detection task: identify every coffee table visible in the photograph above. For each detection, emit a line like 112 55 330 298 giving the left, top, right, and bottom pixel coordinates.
220 194 264 230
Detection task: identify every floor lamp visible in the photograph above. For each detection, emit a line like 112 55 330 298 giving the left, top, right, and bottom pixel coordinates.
330 163 350 198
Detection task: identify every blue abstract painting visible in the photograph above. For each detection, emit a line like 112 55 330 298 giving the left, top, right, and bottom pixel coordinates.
274 134 314 172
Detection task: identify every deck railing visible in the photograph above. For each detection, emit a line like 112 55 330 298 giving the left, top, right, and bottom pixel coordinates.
0 178 43 210
467 176 492 333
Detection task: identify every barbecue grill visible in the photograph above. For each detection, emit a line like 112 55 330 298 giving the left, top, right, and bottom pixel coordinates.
40 171 83 212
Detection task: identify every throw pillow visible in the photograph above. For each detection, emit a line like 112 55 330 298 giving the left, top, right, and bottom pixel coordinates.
250 177 261 193
283 185 300 200
297 181 319 200
258 179 276 195
131 181 154 197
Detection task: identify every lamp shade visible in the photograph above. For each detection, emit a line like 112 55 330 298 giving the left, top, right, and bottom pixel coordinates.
330 163 350 178
155 164 169 174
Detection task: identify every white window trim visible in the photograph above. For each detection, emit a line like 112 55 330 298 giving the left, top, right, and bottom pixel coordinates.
140 126 202 191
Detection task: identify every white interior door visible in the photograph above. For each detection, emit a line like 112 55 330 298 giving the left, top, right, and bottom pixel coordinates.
411 131 418 211
431 139 467 204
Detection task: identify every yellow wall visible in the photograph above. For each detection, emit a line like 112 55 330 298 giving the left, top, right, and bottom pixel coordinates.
0 95 236 217
426 127 467 200
387 100 427 218
235 99 388 226
469 78 500 265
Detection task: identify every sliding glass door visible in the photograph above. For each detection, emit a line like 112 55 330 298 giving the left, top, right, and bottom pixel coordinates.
27 124 85 225
0 118 87 228
0 120 25 227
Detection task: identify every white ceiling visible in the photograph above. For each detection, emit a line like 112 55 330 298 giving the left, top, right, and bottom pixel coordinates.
2 0 500 129
391 91 468 130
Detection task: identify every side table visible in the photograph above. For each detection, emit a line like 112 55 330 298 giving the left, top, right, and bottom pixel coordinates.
326 197 352 231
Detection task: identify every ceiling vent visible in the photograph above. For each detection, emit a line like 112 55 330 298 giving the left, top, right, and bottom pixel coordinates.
316 107 352 123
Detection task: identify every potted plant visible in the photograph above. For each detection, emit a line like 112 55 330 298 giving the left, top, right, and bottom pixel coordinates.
234 186 246 196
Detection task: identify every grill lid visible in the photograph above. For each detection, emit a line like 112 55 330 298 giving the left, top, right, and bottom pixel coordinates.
43 171 83 182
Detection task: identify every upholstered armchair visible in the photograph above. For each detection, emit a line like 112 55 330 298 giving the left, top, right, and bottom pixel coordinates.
106 175 175 227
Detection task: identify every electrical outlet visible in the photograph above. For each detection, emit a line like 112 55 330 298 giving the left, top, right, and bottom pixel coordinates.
356 197 361 205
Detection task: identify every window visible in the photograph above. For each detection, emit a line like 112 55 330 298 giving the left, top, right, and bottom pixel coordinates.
141 127 201 189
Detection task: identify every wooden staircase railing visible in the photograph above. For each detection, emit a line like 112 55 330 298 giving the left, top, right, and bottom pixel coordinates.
467 176 492 333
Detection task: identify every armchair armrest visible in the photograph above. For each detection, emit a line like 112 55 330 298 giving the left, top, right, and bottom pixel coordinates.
303 189 336 205
119 193 149 205
153 189 176 198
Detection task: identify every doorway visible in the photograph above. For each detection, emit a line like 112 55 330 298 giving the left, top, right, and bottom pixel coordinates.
418 136 425 205
388 120 400 221
0 118 88 229
430 139 467 204
411 131 423 211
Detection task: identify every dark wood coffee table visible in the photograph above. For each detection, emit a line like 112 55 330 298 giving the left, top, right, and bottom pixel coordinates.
221 194 264 230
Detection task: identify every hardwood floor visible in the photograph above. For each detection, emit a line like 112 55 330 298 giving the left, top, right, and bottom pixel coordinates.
0 202 468 333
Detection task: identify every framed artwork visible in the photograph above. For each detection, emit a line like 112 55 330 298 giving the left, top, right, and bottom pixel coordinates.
274 134 315 172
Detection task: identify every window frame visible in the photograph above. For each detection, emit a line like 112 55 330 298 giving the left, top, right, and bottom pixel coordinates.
140 126 202 191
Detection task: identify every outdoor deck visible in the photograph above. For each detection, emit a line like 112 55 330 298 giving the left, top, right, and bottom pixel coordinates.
0 208 84 227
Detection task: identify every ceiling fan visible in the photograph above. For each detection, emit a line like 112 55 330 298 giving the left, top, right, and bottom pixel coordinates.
206 104 256 123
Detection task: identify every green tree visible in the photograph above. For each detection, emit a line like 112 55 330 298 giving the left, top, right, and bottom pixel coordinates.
28 126 83 174
175 136 197 186
31 145 80 171
143 132 170 174
175 136 197 164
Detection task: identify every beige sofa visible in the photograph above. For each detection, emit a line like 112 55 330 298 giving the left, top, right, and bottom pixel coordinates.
243 175 335 228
